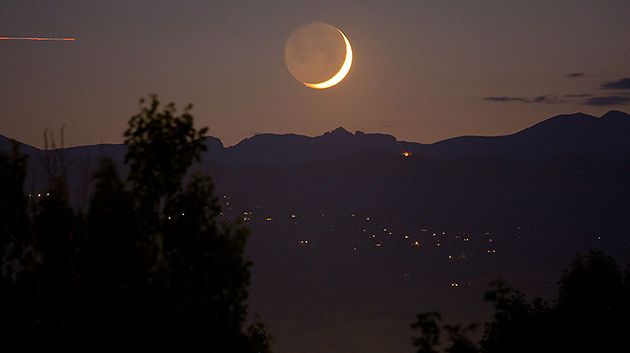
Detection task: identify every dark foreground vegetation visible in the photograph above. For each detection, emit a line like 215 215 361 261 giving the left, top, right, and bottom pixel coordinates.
0 96 270 353
413 251 630 353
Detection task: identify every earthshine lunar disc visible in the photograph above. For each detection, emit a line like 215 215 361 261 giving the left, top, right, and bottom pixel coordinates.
284 22 352 89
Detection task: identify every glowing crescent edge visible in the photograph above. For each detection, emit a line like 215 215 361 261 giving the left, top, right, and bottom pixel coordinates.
303 29 353 89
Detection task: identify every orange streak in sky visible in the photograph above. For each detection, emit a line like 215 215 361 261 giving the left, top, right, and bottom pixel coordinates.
0 36 76 41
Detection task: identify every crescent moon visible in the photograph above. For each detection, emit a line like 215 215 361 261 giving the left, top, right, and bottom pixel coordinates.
303 29 353 89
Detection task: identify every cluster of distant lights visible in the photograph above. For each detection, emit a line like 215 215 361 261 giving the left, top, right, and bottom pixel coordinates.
28 189 480 289
28 193 51 198
24 188 607 282
244 207 486 289
214 193 606 289
22 190 610 289
236 206 502 257
25 191 504 260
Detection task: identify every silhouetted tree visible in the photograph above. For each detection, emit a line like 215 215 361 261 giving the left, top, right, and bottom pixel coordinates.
0 142 29 283
443 324 478 353
0 95 269 353
480 253 630 353
415 252 630 353
412 312 442 353
124 94 207 215
0 141 81 351
554 252 626 353
480 280 551 353
79 157 139 351
120 95 253 352
248 315 273 353
0 142 33 351
412 311 478 353
30 175 80 351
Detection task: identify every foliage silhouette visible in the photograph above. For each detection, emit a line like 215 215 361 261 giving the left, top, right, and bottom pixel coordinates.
0 141 34 350
413 252 630 353
412 311 478 353
124 94 208 214
553 252 626 353
247 314 273 353
80 157 140 351
443 324 478 353
412 312 443 353
0 95 268 353
0 141 29 283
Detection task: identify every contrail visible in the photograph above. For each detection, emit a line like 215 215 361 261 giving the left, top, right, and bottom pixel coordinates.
0 36 76 41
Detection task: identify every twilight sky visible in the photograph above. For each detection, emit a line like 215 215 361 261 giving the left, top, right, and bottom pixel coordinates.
1 0 629 148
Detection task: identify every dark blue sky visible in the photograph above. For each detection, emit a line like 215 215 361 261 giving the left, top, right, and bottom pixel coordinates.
1 0 629 147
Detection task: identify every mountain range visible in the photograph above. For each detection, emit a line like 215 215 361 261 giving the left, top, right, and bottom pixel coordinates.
2 110 629 167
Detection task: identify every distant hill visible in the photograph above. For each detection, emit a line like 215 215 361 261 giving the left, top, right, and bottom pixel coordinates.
212 110 630 165
408 111 630 162
0 135 40 156
214 127 399 166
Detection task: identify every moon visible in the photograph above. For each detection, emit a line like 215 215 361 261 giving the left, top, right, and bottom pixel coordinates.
284 23 353 90
304 30 353 89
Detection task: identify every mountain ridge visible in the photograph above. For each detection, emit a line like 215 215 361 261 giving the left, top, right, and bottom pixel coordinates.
1 110 629 166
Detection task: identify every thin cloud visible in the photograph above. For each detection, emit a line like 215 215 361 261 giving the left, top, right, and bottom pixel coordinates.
484 95 564 104
601 78 630 90
582 96 630 106
484 96 530 103
532 95 564 104
563 93 594 98
486 77 630 106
